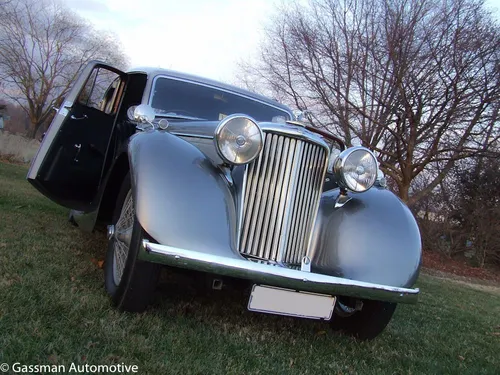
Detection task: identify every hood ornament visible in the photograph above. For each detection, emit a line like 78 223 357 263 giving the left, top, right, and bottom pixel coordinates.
293 110 310 122
287 110 311 127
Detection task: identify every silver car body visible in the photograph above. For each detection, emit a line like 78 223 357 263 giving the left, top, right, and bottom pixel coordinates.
27 61 422 306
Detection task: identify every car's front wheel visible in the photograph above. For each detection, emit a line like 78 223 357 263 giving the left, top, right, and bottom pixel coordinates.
330 298 397 340
104 174 160 312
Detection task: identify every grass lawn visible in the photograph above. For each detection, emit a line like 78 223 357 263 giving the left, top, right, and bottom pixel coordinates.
0 161 499 374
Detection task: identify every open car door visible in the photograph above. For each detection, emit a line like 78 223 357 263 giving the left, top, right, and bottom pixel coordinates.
27 61 127 211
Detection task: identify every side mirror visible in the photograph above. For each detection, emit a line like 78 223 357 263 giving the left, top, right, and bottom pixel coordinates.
133 104 155 124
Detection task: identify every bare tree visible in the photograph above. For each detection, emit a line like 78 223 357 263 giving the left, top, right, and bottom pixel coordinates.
0 0 128 138
241 0 499 205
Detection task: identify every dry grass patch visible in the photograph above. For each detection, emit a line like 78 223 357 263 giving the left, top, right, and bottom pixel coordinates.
0 132 40 163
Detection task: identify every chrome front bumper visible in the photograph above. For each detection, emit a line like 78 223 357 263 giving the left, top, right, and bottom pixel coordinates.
140 241 419 304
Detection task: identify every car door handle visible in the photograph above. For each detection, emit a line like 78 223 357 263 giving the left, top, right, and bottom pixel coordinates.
70 114 88 120
74 144 82 162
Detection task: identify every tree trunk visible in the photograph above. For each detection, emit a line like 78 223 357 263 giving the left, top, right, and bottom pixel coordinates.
399 183 410 204
27 121 43 139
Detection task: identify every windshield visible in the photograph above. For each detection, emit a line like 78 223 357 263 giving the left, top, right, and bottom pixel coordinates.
149 77 291 122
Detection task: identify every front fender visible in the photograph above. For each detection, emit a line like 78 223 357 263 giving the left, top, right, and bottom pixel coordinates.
128 131 240 259
310 187 422 288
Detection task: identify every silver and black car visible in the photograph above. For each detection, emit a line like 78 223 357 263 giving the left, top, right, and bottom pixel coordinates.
27 61 421 340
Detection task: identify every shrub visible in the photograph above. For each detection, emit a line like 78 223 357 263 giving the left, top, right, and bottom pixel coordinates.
451 158 500 267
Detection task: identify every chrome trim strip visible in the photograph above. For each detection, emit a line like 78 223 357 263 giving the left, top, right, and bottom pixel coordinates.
172 132 213 139
147 75 294 120
288 143 311 263
249 135 274 257
272 137 295 262
303 143 329 258
276 137 302 263
265 136 286 261
236 162 249 253
140 241 419 304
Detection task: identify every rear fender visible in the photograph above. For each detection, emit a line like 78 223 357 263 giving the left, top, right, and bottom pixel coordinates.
127 131 240 259
309 187 422 288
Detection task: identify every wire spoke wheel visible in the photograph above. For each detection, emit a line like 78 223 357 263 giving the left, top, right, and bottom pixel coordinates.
112 190 134 285
105 174 160 312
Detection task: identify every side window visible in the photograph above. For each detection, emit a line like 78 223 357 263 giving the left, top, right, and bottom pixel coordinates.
78 68 122 115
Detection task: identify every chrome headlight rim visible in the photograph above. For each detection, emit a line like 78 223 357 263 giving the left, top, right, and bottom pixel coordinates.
333 146 378 193
214 114 264 165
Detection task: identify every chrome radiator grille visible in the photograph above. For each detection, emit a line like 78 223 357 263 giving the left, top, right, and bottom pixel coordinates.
239 131 328 265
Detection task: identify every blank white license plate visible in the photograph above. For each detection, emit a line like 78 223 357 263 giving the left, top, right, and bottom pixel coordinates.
248 285 335 320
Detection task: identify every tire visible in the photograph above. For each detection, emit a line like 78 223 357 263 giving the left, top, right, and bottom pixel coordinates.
330 299 397 340
104 173 160 312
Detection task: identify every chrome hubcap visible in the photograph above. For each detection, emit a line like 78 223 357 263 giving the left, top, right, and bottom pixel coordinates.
107 224 115 240
335 300 363 317
112 190 134 285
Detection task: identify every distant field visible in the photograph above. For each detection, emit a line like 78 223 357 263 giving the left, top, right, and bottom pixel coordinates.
0 161 499 374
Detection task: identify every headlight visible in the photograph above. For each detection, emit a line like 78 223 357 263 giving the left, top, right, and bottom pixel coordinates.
214 114 263 165
333 146 377 192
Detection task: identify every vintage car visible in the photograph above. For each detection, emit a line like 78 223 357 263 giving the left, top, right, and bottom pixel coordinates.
27 61 421 340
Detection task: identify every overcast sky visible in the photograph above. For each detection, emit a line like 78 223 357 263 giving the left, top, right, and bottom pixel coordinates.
63 0 500 84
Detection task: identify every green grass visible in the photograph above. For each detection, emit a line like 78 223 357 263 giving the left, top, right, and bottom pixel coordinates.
0 161 499 374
